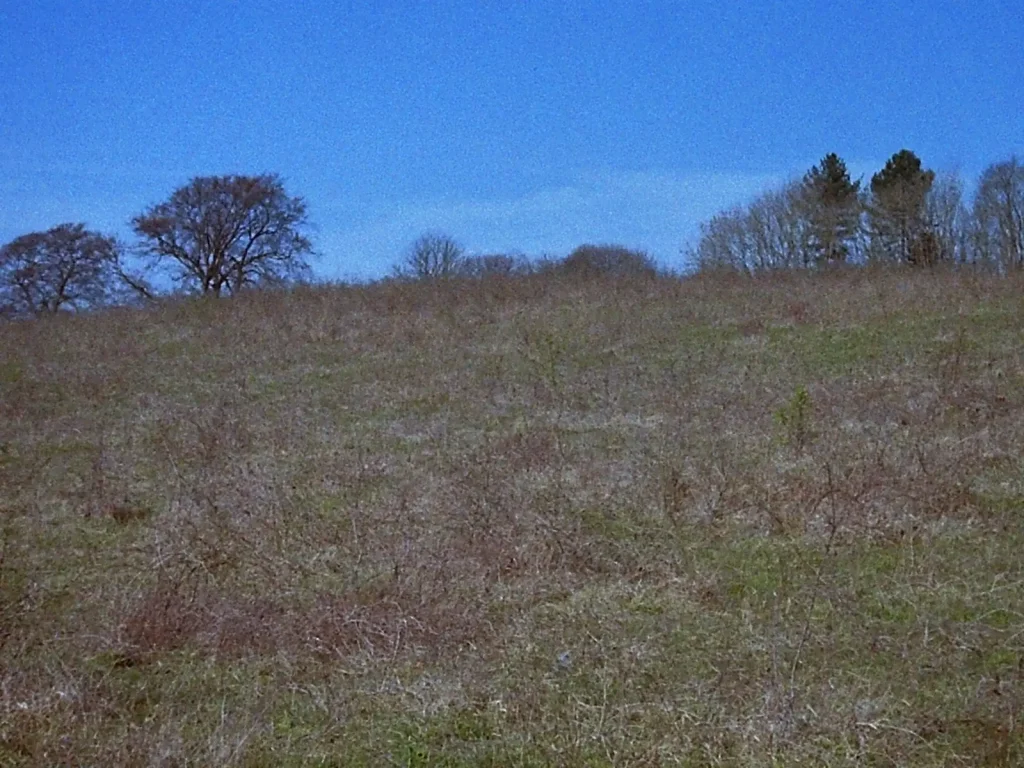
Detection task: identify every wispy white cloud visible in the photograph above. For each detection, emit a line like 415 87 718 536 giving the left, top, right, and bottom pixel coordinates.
318 168 784 279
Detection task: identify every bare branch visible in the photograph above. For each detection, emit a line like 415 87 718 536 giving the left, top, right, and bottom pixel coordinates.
0 224 122 317
132 174 314 296
397 232 464 280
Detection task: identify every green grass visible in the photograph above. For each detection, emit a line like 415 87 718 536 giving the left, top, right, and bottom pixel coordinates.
3 267 1024 765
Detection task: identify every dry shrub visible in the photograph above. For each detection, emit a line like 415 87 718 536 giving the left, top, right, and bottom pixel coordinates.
305 562 491 663
119 565 210 659
787 300 811 325
7 265 1024 764
308 589 428 661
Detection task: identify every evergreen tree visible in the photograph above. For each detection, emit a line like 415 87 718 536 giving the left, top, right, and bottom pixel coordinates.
868 149 935 264
799 153 862 264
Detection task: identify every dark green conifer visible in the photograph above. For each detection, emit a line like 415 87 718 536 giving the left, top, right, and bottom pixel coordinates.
868 149 936 264
800 153 862 264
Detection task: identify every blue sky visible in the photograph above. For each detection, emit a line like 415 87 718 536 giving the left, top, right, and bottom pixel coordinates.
1 1 1021 279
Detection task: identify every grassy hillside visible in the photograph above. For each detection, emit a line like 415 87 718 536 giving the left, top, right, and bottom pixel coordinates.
2 267 1024 766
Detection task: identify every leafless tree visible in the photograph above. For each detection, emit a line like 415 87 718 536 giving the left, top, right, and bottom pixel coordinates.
925 171 971 265
0 223 121 316
973 157 1024 270
132 174 313 296
692 205 749 272
398 232 464 279
457 252 531 278
692 182 811 272
750 183 815 269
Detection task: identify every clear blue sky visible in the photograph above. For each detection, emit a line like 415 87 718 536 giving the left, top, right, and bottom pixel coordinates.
2 1 1021 279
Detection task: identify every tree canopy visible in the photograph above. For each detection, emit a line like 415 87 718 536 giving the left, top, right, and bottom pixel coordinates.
560 244 657 277
688 149 989 272
132 174 313 296
397 232 464 280
0 223 122 316
799 153 862 264
973 157 1024 270
868 149 936 264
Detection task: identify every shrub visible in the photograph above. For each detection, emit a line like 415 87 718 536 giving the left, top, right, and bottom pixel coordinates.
559 244 657 278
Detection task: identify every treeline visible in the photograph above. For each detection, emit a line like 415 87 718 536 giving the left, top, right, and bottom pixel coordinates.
0 171 657 319
0 174 314 319
392 233 656 281
3 150 1022 318
691 150 1023 273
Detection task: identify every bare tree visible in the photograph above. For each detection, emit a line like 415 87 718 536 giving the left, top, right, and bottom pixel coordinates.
132 174 313 296
457 252 531 278
925 171 971 265
398 232 464 279
692 203 757 273
0 223 121 316
749 183 813 269
973 157 1024 270
692 182 810 272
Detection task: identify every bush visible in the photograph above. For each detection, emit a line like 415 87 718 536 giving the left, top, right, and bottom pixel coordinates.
457 253 532 278
559 244 657 278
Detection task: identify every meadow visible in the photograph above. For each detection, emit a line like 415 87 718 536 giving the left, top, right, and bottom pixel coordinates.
2 266 1024 766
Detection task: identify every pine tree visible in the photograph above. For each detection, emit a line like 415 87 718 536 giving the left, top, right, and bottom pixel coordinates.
799 153 862 265
868 150 935 264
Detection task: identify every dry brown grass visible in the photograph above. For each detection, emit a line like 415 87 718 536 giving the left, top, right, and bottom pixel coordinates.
3 266 1024 765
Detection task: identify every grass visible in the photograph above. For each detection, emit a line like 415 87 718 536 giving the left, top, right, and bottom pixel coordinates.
3 266 1024 765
